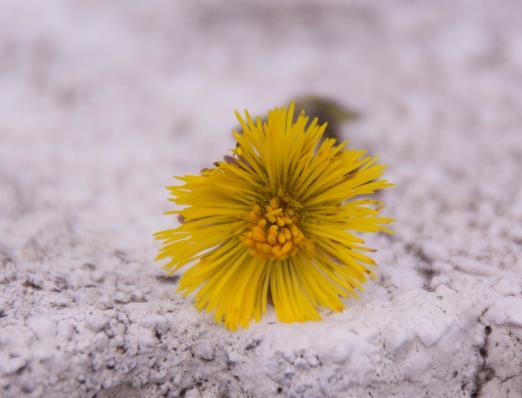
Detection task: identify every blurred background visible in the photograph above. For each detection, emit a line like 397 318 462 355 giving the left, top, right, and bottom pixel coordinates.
2 0 522 308
1 0 522 240
1 0 522 304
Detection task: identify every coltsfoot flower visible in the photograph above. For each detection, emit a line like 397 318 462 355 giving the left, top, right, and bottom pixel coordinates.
155 103 393 330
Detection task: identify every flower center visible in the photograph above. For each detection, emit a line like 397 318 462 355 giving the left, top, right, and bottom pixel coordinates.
241 197 307 260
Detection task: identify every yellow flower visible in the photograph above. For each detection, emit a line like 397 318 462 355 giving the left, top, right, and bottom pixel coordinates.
155 102 394 331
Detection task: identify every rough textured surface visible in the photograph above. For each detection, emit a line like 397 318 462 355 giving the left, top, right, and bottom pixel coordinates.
1 1 522 397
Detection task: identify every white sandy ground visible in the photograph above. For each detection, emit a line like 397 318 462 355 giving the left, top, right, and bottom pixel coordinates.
1 0 522 397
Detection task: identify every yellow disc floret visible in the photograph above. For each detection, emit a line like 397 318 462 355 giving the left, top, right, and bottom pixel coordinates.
241 197 309 260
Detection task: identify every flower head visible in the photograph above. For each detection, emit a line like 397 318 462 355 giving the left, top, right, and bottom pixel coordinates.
155 103 393 330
